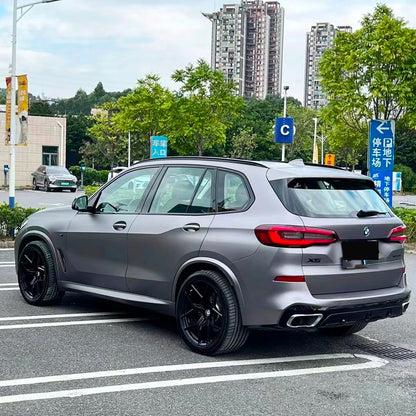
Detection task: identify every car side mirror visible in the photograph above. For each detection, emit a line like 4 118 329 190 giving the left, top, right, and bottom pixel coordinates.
72 195 92 212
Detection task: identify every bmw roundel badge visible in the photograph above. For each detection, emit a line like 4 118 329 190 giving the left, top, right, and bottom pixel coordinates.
363 227 370 237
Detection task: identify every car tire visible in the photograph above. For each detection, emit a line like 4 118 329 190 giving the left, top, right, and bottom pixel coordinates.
32 178 38 190
318 322 368 336
176 270 248 355
44 180 51 192
18 241 64 306
70 188 76 193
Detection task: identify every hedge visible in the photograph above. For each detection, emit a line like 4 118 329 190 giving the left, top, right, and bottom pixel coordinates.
0 203 39 238
85 185 101 197
69 166 108 186
393 208 416 242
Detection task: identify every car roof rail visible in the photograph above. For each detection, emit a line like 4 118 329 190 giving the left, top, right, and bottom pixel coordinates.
132 156 268 168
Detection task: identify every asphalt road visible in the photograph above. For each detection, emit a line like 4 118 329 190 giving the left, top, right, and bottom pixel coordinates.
0 189 85 209
0 248 415 415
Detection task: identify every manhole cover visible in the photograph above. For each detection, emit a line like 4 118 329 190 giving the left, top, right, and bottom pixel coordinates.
348 338 416 360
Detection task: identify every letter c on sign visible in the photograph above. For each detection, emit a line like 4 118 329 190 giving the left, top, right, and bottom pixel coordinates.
280 125 290 136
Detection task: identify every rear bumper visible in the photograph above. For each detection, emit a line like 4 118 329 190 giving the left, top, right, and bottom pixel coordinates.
277 296 410 329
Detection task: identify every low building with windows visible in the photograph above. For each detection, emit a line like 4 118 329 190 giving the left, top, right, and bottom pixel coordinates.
0 108 67 188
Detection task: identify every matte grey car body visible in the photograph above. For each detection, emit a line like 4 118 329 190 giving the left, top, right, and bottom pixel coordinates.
16 157 410 355
31 165 77 192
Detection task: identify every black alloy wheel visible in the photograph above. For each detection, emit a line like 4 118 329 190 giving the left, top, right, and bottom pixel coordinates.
18 241 63 305
32 178 38 190
176 270 248 355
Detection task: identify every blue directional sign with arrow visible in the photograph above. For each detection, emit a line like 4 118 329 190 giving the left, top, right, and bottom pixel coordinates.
368 120 395 172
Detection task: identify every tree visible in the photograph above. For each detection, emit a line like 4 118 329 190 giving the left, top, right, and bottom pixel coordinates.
284 104 320 163
29 101 53 116
66 114 93 167
229 128 257 159
82 102 127 169
170 60 244 156
116 75 174 160
319 4 416 165
395 121 416 172
225 95 303 161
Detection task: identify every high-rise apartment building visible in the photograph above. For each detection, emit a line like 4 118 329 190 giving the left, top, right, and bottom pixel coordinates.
204 1 284 99
304 23 352 109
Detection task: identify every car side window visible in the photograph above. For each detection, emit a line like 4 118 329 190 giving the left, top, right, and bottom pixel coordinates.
149 167 207 214
218 171 250 212
95 168 158 214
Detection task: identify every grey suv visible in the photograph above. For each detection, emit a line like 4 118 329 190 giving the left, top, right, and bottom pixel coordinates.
15 157 410 355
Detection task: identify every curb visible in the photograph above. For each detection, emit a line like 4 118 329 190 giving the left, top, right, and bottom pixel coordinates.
0 241 14 249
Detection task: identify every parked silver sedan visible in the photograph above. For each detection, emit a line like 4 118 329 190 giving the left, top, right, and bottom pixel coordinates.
31 165 77 192
16 157 410 355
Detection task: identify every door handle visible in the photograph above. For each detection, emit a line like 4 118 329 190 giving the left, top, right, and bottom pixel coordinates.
182 223 200 232
113 221 127 231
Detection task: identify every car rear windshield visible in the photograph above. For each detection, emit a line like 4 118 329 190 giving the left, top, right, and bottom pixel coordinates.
270 177 393 218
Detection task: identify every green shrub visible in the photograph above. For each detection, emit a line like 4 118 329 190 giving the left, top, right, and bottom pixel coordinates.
393 207 416 243
69 166 108 186
0 203 40 239
85 185 101 197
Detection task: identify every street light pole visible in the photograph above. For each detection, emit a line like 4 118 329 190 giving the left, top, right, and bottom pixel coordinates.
320 135 327 165
312 117 318 164
9 0 62 209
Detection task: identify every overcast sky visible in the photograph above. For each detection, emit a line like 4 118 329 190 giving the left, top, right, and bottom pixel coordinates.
0 0 415 103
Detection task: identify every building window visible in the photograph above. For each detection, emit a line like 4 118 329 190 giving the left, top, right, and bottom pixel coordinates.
42 146 59 166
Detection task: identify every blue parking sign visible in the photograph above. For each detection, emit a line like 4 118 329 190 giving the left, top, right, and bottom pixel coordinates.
368 120 395 172
274 117 294 144
151 136 168 159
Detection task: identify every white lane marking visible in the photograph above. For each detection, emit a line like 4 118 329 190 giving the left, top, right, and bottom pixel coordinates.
0 264 15 268
0 288 19 291
0 354 387 404
0 353 356 387
0 317 149 330
0 248 13 251
0 312 125 322
0 283 18 287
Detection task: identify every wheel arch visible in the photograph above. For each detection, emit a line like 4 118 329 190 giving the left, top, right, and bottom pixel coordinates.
173 257 245 308
16 231 63 278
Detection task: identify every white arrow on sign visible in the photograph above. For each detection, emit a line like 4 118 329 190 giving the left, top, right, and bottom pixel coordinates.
376 121 390 134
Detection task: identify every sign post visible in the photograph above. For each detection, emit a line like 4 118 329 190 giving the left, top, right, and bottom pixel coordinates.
368 120 395 207
80 163 86 188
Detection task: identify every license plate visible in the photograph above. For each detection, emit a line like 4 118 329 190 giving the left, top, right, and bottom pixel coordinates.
61 182 70 186
342 241 379 261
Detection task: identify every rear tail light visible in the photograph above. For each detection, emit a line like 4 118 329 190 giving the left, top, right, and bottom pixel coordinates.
388 225 407 243
274 276 305 282
255 225 338 248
